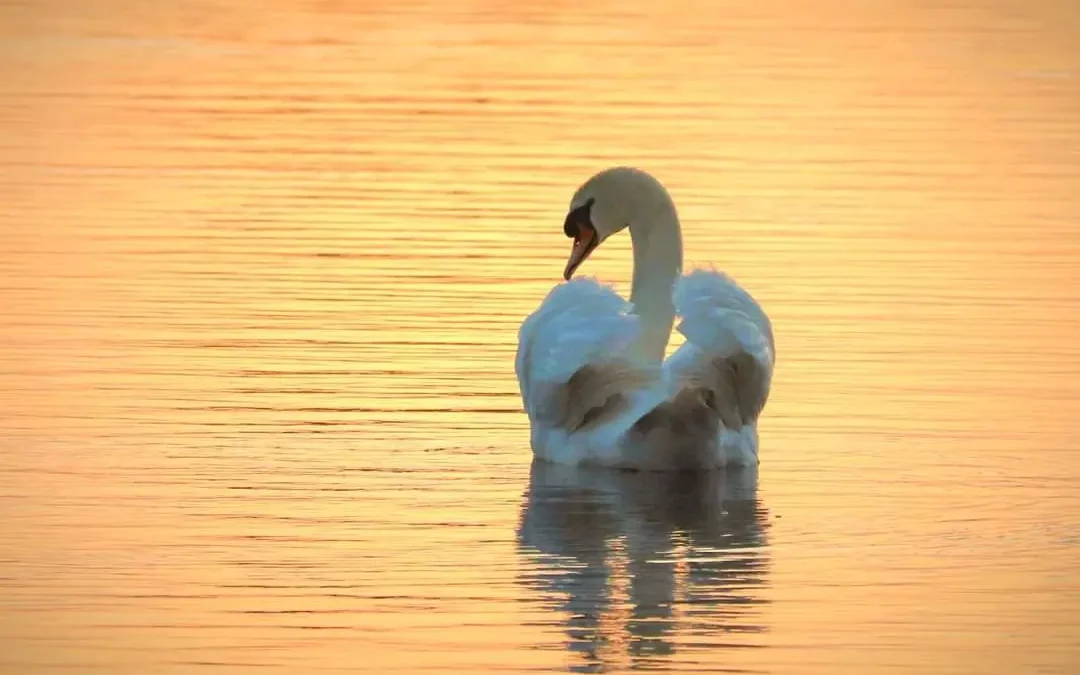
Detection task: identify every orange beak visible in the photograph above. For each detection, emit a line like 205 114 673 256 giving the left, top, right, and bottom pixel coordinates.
563 224 599 280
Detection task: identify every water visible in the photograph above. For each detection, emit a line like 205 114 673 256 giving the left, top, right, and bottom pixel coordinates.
2 1 1079 673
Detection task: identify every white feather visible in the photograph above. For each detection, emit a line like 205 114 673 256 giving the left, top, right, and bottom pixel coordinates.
516 278 641 415
674 269 774 368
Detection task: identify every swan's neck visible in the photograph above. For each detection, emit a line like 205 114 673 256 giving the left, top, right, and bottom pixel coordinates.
628 208 682 365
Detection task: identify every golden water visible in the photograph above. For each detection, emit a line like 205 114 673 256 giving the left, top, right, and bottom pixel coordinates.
2 1 1079 673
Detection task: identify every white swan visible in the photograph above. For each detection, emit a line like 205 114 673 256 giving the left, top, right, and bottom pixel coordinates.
515 167 775 470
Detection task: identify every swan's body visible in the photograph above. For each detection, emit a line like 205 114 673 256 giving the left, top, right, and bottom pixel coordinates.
515 167 775 470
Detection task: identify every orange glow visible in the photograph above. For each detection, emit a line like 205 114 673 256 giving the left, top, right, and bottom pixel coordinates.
2 1 1078 673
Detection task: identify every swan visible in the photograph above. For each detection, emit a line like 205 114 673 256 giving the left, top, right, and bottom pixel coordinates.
515 167 775 470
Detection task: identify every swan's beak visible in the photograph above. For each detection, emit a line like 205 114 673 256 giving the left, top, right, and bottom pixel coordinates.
563 224 599 280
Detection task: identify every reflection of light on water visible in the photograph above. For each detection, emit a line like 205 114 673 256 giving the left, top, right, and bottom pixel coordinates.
596 536 632 671
671 535 691 624
517 463 771 671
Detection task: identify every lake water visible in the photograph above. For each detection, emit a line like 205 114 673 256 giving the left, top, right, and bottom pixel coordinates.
2 1 1079 673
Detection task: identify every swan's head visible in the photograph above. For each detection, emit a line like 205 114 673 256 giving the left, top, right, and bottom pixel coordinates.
561 166 676 280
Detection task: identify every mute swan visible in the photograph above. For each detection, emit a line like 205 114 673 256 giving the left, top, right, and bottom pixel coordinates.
515 167 775 470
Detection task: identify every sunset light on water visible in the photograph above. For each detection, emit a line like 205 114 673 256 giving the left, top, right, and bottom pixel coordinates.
2 1 1079 673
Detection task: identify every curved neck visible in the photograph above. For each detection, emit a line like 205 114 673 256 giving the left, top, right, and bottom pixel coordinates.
627 207 683 364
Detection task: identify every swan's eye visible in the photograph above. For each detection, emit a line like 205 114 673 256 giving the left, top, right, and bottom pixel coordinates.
563 198 595 238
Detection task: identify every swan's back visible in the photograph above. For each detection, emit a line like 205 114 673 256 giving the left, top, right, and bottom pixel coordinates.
515 272 774 469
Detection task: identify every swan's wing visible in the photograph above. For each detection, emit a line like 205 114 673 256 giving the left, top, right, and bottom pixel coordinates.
516 278 654 433
667 269 775 431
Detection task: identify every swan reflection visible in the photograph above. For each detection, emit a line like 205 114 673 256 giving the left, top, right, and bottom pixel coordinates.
517 462 770 672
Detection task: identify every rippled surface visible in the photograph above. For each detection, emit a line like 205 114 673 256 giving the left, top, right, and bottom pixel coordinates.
2 1 1079 673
